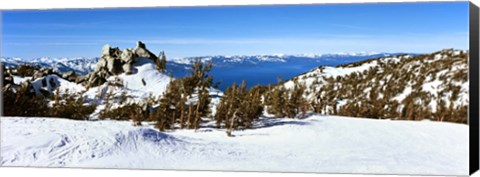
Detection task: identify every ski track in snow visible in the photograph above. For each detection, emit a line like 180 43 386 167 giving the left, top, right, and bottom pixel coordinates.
0 115 468 175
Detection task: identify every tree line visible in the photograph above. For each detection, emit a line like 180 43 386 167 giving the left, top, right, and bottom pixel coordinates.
3 84 96 120
3 49 468 137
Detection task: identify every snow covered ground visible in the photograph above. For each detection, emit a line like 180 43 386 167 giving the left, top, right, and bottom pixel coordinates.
0 115 468 176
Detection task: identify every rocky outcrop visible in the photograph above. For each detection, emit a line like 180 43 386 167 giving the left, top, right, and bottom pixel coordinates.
3 63 78 83
121 48 134 74
2 64 81 98
84 41 162 88
2 41 164 90
61 71 77 82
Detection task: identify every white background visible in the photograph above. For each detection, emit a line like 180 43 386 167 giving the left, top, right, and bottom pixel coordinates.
0 0 479 177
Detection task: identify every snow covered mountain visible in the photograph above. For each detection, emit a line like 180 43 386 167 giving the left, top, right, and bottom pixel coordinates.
1 52 401 75
169 52 401 66
1 57 98 75
2 52 408 91
282 49 468 123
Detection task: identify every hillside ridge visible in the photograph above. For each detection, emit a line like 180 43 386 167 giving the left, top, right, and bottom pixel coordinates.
278 48 468 123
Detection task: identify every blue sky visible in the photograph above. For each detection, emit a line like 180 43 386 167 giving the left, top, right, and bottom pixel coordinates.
1 2 469 59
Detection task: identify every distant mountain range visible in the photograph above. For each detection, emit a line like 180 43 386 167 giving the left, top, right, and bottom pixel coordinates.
1 52 408 76
168 52 409 67
1 57 98 75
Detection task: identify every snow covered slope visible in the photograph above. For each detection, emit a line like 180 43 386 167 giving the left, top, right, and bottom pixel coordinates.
282 49 468 122
7 56 222 119
30 75 86 96
8 58 171 103
0 115 467 175
83 58 171 102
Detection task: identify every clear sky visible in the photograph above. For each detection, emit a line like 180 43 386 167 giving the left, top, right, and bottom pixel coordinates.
1 2 469 59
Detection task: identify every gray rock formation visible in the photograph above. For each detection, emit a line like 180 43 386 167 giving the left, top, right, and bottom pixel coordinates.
105 56 117 74
61 71 77 82
75 75 88 84
122 62 133 74
82 41 163 88
95 57 107 72
121 48 134 63
134 41 158 61
102 44 111 56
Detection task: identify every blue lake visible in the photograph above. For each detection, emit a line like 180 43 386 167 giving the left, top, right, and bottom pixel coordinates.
166 54 404 91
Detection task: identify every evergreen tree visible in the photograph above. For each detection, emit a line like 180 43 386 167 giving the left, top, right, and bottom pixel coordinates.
284 81 308 118
153 58 214 131
154 79 183 131
215 81 264 136
263 84 274 113
130 106 143 126
119 88 128 105
99 89 115 119
178 94 187 129
183 58 213 96
242 84 264 127
191 86 211 129
270 87 286 117
215 83 235 128
50 89 96 120
234 81 248 128
3 82 50 117
225 82 241 136
156 51 167 72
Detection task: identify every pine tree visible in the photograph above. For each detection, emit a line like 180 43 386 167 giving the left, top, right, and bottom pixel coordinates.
284 81 308 118
184 59 213 129
119 88 128 105
263 84 274 114
226 83 238 136
213 82 239 136
154 98 169 131
130 106 142 126
242 84 264 127
154 79 183 131
435 98 447 122
178 94 187 129
402 95 416 121
192 86 211 129
50 89 95 120
234 81 248 128
215 81 264 136
152 58 214 131
183 58 213 96
99 88 115 119
270 87 286 117
51 88 62 115
156 51 167 72
455 105 468 123
215 83 235 128
385 100 400 119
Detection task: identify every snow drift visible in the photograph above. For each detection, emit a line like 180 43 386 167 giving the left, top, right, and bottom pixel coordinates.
0 115 468 175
